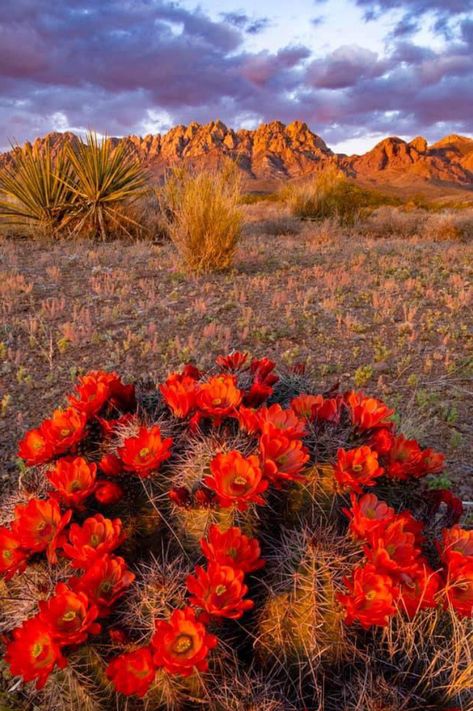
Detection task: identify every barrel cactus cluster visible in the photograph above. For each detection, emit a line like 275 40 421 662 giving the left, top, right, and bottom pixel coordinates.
0 353 471 710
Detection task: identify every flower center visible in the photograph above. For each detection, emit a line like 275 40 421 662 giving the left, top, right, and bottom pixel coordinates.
139 447 150 460
61 428 71 437
70 480 82 492
352 464 363 472
215 584 227 596
32 642 44 658
212 398 222 406
90 534 100 547
366 591 377 601
62 610 76 622
173 634 193 654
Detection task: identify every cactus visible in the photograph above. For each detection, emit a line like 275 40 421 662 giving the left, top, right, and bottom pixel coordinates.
0 354 471 710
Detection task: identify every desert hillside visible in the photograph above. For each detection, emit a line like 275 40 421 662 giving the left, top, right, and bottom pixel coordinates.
2 121 473 193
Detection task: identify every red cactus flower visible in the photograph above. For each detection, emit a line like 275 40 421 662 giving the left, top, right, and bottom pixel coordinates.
38 582 101 644
186 563 254 619
334 446 384 493
97 413 135 439
118 425 172 477
397 563 441 618
18 427 54 466
237 406 260 435
70 555 135 615
0 526 28 580
291 394 341 423
94 480 124 505
41 407 87 455
168 486 192 508
106 646 155 697
216 352 248 371
439 526 473 567
196 375 242 419
249 357 278 386
12 498 71 564
160 374 198 418
204 451 267 510
344 493 395 541
255 403 307 440
385 435 444 481
151 607 217 677
344 391 394 431
259 433 309 485
98 452 124 476
63 515 124 569
5 617 67 689
47 456 97 508
369 427 394 455
444 560 473 618
200 525 264 573
243 381 274 407
365 517 421 577
337 563 398 628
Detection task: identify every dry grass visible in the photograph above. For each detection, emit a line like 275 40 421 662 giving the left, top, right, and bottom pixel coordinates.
157 164 243 272
365 206 473 241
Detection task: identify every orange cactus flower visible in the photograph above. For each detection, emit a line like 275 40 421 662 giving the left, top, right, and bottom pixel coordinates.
70 555 135 615
364 517 421 577
160 374 198 418
151 607 217 676
95 480 124 505
106 646 155 697
334 446 384 493
255 403 307 440
186 563 254 619
68 371 135 416
344 493 395 541
344 391 394 431
41 407 87 455
0 526 28 580
196 375 242 420
216 351 248 371
12 498 72 564
444 560 473 618
63 515 124 569
237 405 260 435
204 451 267 510
118 425 172 477
47 456 97 508
38 582 101 644
200 525 264 573
259 433 309 485
337 563 398 628
398 563 441 618
439 526 473 567
18 427 54 466
5 617 67 689
291 394 340 423
419 448 445 475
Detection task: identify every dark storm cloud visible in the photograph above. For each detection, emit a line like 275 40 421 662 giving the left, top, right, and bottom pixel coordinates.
0 0 472 149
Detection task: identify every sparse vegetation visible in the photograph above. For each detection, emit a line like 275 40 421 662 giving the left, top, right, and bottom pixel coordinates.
158 164 243 273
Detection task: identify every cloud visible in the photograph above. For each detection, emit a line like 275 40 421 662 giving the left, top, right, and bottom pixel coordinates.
355 0 473 37
0 0 471 150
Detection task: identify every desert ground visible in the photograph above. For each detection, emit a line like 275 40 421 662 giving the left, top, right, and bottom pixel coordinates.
1 201 472 501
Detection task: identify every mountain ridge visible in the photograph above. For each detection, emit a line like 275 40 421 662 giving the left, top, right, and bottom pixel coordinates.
1 120 472 191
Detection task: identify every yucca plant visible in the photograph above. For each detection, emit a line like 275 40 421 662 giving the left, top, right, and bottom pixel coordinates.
0 140 76 238
63 132 149 240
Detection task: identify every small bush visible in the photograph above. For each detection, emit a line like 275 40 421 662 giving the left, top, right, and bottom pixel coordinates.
158 164 243 273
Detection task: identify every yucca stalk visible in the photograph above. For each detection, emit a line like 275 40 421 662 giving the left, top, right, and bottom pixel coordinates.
64 132 148 240
0 140 76 237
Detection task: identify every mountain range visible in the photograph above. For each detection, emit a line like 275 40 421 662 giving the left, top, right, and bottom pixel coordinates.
2 121 473 194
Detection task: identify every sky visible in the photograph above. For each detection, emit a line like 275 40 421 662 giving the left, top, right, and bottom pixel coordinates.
0 0 472 153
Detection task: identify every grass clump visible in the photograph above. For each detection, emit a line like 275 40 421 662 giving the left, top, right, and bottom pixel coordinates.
158 163 243 273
